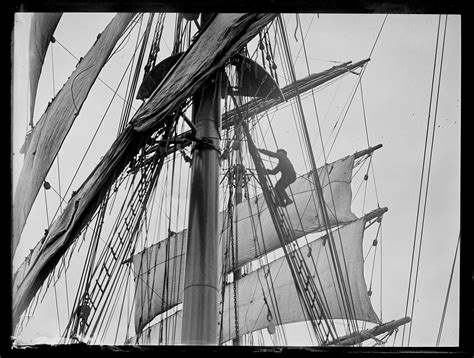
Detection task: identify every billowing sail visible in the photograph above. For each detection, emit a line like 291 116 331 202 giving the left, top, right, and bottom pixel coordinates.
219 217 380 341
127 310 183 345
133 155 357 332
29 13 62 125
13 13 135 254
12 13 277 327
132 230 187 333
225 154 356 266
131 218 380 344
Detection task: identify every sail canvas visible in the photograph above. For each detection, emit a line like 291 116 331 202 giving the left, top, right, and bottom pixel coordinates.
131 218 379 343
13 13 135 254
28 13 62 125
133 155 357 332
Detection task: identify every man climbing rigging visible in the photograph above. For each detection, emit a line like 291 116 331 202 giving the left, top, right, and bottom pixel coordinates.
258 148 296 207
71 294 91 341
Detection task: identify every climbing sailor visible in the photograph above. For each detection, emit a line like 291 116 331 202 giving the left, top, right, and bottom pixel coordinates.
258 148 296 207
71 294 91 341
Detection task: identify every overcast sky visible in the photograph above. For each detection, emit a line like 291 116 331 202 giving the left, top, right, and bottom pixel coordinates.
12 13 460 346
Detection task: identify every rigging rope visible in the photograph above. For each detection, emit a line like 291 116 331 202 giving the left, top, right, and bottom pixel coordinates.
117 14 145 134
359 82 371 148
436 232 460 346
241 103 314 341
88 150 166 342
359 76 381 208
47 34 146 226
54 37 137 109
292 16 388 339
246 122 339 344
221 95 288 345
368 15 389 58
402 14 447 346
118 13 156 134
113 267 130 344
325 15 387 159
106 14 142 62
292 20 379 332
228 115 291 344
58 116 175 343
280 14 361 338
231 18 350 342
379 223 383 321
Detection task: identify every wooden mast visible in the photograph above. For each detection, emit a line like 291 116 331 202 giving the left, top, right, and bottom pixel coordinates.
180 12 222 345
181 70 222 345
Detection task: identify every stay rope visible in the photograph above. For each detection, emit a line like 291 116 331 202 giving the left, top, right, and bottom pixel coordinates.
47 27 149 227
239 17 362 344
293 18 375 336
53 15 141 110
402 15 448 346
279 14 361 339
436 231 460 346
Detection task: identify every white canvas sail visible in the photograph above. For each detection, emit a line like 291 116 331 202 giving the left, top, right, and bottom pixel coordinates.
131 218 379 343
28 13 62 125
133 154 357 332
13 13 135 254
219 217 380 341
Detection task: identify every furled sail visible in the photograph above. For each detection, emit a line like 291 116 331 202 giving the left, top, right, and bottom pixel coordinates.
133 154 357 332
12 13 277 327
130 218 380 344
222 59 370 130
13 13 135 255
130 13 277 132
28 13 62 125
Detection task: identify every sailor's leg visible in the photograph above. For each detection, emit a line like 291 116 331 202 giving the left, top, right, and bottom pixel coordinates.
282 183 293 204
281 186 290 202
274 181 285 206
280 175 296 205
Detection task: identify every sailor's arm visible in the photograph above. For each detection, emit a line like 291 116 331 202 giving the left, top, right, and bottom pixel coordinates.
266 165 280 175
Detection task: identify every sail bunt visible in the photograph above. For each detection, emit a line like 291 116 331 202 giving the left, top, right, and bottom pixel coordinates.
131 218 380 344
133 154 357 332
28 13 62 126
13 13 135 254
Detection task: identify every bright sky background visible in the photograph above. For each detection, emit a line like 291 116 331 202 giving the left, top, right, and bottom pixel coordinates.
12 13 460 346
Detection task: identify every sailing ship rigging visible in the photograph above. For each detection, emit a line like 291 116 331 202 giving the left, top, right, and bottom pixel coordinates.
11 12 459 347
